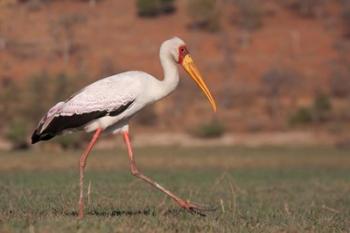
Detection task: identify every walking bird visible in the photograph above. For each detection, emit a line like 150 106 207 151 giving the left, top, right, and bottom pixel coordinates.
31 37 217 218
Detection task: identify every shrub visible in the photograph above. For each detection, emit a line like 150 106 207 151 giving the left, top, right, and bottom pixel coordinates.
288 107 313 126
53 133 84 150
137 0 160 17
313 93 331 112
53 73 70 101
6 118 29 150
0 77 20 123
24 72 52 122
136 0 175 17
312 93 332 122
159 0 176 14
52 72 80 102
191 119 225 138
288 94 332 126
187 0 220 32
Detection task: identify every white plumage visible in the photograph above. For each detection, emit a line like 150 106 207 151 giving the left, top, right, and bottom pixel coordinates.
32 37 186 142
53 72 152 131
31 37 217 219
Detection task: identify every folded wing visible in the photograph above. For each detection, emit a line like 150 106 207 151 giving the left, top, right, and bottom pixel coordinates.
31 74 141 144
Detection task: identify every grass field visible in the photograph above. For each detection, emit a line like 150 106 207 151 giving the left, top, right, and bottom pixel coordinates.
0 146 350 232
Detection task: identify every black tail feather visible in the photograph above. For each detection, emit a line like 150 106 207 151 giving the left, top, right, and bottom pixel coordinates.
31 129 55 144
31 130 40 144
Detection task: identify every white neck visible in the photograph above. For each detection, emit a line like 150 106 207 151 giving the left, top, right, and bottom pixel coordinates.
152 48 180 101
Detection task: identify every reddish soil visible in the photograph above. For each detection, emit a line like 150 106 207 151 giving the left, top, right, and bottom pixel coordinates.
0 0 348 132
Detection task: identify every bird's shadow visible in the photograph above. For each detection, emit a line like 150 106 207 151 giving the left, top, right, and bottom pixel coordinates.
64 208 201 217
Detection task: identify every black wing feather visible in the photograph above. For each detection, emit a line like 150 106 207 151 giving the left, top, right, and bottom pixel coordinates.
31 100 134 144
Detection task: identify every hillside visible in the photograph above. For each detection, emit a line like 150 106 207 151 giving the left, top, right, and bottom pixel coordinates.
0 0 349 147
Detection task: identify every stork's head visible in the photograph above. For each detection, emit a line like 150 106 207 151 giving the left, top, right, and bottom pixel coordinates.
161 37 217 112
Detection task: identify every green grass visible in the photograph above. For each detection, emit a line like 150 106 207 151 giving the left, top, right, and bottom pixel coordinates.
0 146 350 232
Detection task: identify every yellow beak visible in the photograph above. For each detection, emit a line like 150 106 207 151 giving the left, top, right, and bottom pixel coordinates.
182 54 217 112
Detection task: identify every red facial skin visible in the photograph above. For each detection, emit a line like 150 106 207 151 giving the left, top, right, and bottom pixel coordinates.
177 45 189 64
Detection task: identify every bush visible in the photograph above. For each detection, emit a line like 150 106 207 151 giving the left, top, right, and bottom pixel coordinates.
288 94 332 126
137 0 176 17
159 0 176 14
137 0 160 17
191 119 225 138
288 107 313 126
312 93 332 122
6 118 29 150
187 0 220 32
53 72 78 101
24 72 52 122
0 77 20 123
53 133 84 150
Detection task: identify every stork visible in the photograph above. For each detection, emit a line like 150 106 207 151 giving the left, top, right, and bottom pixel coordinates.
31 37 217 218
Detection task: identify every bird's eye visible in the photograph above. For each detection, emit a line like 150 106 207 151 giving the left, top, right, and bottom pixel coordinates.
180 48 185 53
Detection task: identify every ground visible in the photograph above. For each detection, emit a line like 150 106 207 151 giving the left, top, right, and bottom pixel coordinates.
0 146 350 232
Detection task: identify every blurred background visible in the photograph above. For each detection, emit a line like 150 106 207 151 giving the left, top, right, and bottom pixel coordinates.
1 2 350 231
0 0 350 150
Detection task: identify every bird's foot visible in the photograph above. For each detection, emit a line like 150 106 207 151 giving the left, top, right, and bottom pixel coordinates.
177 199 216 216
78 201 84 219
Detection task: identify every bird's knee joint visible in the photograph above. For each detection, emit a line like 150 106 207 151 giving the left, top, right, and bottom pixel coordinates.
79 161 86 168
131 167 140 176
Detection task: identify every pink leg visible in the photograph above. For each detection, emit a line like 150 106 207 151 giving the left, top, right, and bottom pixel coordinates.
123 131 211 215
78 128 102 219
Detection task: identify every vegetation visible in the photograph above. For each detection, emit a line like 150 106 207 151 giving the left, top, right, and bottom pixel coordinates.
288 107 313 126
191 119 225 138
0 77 20 124
1 0 350 141
5 118 30 150
136 0 176 17
159 0 176 14
0 72 85 150
0 146 350 232
289 93 332 126
52 132 88 150
187 0 220 32
137 0 159 17
25 72 52 123
312 93 332 122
